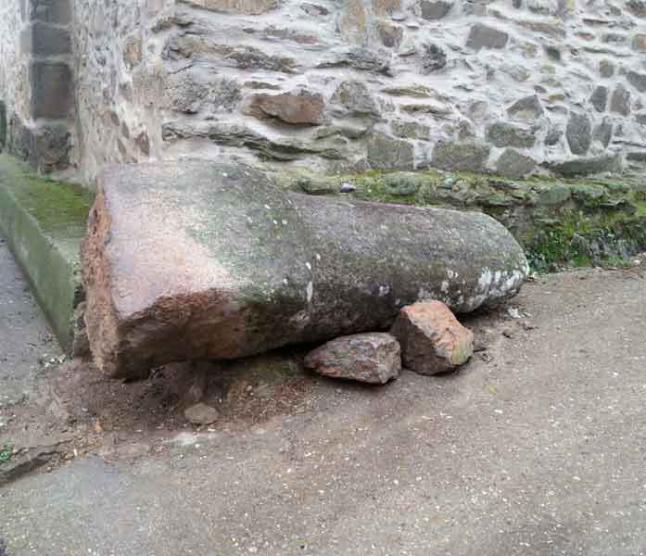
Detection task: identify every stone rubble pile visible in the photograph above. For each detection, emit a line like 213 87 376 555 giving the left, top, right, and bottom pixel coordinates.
305 301 474 384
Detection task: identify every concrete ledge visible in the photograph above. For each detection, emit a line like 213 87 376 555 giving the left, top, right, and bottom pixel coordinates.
0 153 91 351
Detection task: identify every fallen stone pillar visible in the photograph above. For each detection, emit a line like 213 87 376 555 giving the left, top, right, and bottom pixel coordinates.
82 161 528 378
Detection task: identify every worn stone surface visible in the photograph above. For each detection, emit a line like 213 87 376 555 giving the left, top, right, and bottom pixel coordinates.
610 85 630 116
179 0 279 14
420 0 453 19
391 301 474 375
246 91 325 125
566 113 592 155
330 80 379 117
4 0 646 181
466 24 509 49
432 142 490 172
81 161 527 378
486 122 536 148
590 86 608 113
507 95 544 121
304 332 401 384
367 132 415 170
496 149 536 178
548 155 621 177
626 71 646 93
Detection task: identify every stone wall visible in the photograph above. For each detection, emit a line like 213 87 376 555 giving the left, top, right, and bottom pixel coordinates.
70 0 174 182
157 0 646 179
0 0 75 173
2 0 646 183
0 1 30 154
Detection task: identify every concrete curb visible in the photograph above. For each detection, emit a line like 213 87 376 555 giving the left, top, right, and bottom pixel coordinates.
0 153 91 352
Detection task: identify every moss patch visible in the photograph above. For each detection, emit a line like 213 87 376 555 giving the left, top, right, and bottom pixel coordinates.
0 154 93 241
0 154 92 350
279 168 646 272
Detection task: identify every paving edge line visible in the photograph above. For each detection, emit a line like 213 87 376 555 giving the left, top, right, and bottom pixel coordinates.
0 153 92 352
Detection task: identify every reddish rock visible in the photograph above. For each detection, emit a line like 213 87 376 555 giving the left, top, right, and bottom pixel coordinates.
304 333 401 384
247 91 325 125
391 301 474 375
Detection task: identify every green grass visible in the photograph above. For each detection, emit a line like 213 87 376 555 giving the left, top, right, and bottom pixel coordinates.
0 443 13 464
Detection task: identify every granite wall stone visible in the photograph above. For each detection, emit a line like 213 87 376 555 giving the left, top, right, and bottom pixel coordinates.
3 0 646 182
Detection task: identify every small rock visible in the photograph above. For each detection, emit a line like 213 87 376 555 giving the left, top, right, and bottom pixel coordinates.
486 122 536 148
599 59 614 78
432 141 490 173
184 403 219 426
593 118 613 148
566 113 592 155
339 181 356 193
507 95 544 121
466 24 509 50
627 71 646 93
610 85 630 116
420 43 447 73
247 91 325 125
377 20 403 48
391 301 474 375
330 80 380 118
420 0 453 19
589 86 608 113
367 132 415 170
304 333 401 384
495 149 536 179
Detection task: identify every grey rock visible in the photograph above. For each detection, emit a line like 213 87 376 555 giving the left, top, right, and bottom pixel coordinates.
566 113 592 155
81 161 527 377
164 38 297 73
331 80 380 118
295 176 338 195
304 332 401 384
466 24 509 50
420 0 453 19
610 85 630 116
432 141 490 172
29 0 72 23
377 21 403 48
367 132 415 170
30 61 73 119
590 86 608 112
599 59 615 78
8 119 71 174
627 71 646 93
626 151 646 162
165 70 240 114
162 121 343 161
318 47 391 74
421 43 447 73
593 118 613 148
184 403 219 426
627 0 646 17
548 155 621 177
495 149 536 178
486 122 536 148
22 22 71 56
544 127 562 146
391 121 431 140
507 95 544 121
